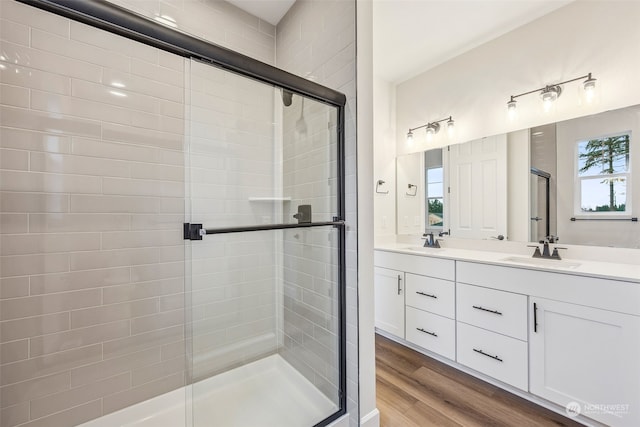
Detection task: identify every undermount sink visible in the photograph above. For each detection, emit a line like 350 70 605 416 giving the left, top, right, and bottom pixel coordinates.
501 256 581 269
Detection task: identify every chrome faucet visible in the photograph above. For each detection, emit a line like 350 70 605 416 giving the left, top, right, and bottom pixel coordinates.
527 240 567 260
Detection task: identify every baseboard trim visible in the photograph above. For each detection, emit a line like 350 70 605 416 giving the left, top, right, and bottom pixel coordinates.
361 408 380 427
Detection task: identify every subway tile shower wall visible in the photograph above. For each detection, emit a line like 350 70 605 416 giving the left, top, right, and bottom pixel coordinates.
0 1 277 426
275 1 358 425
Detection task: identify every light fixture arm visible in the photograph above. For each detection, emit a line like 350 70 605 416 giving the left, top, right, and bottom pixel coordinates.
509 73 593 101
408 116 453 133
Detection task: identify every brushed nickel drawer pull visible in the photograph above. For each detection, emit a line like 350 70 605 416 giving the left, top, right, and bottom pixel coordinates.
416 327 437 337
472 305 503 315
416 291 437 299
473 348 503 362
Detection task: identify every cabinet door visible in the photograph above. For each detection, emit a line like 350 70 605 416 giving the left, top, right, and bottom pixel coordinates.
530 297 640 426
374 267 405 338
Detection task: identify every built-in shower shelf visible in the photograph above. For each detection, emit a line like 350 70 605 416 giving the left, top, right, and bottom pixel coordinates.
248 197 292 202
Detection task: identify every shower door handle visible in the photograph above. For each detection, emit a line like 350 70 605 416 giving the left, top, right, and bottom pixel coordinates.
183 220 345 240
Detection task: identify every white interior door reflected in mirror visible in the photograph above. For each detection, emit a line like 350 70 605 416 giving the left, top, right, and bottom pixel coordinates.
449 135 507 239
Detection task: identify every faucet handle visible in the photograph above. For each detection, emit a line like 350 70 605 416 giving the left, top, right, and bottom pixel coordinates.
527 244 543 258
551 247 567 260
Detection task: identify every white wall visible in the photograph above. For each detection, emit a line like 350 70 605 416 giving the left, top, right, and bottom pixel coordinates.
395 153 423 235
356 3 379 426
373 78 396 238
395 1 640 157
556 105 640 248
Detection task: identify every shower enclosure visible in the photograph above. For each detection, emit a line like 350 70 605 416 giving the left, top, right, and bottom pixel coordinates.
1 1 348 426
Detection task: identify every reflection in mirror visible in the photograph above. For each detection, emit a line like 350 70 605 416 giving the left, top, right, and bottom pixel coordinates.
396 104 639 248
424 149 444 233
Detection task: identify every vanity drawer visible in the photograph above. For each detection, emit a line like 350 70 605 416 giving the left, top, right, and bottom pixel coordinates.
405 273 455 319
457 283 528 340
457 322 528 391
406 307 455 360
374 250 455 280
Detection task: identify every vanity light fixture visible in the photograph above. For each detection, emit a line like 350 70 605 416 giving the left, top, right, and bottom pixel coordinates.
406 129 414 144
506 73 597 118
406 116 455 143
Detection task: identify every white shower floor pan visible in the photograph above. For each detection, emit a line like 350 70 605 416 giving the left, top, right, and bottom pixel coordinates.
78 354 338 427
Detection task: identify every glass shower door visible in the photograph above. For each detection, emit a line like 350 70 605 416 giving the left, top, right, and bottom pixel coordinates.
184 59 345 427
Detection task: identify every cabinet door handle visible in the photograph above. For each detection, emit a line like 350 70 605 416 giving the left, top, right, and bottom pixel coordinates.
397 275 402 295
472 305 502 315
533 302 538 333
416 291 437 299
473 348 503 362
416 327 437 337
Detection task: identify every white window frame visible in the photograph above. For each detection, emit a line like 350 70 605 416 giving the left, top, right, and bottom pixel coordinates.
573 131 632 217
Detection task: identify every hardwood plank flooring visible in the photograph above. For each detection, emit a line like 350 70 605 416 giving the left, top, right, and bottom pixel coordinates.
376 334 583 427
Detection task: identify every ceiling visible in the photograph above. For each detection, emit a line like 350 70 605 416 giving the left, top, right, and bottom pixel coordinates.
226 0 296 26
225 0 572 84
373 0 572 83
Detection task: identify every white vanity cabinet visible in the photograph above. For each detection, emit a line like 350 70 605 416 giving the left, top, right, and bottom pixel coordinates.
374 267 405 338
530 297 640 427
374 251 456 358
374 250 640 426
457 260 640 426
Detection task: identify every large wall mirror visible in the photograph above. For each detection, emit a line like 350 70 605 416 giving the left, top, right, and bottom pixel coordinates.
396 104 639 248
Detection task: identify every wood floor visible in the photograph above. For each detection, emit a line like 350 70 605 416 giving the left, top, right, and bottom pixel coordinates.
376 334 583 427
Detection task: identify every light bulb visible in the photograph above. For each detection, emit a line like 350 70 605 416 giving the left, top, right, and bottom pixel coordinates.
583 76 596 103
426 123 439 142
446 118 455 137
540 86 560 113
406 130 413 144
426 126 435 142
507 99 517 121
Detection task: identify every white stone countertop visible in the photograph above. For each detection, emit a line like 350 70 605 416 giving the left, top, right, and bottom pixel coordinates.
375 241 640 284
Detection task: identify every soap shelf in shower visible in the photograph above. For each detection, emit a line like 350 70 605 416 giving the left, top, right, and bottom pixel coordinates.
248 197 292 202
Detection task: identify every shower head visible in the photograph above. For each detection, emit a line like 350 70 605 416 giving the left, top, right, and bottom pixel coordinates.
282 89 293 107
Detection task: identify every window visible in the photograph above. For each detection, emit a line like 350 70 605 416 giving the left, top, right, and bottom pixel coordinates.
576 133 630 214
424 149 444 231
